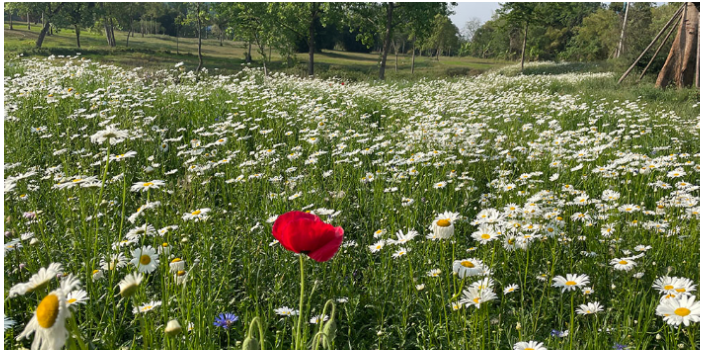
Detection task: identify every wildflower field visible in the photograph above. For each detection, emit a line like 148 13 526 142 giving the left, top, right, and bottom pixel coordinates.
3 56 701 350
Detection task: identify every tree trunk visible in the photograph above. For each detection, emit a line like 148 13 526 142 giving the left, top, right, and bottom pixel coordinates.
393 40 399 72
656 2 699 88
36 20 51 48
246 40 252 63
104 19 111 46
520 21 528 73
308 3 318 77
379 2 394 80
196 5 203 72
176 29 179 55
616 3 630 58
126 27 132 47
9 13 13 30
411 35 416 74
75 25 81 48
141 21 144 37
219 34 223 47
109 18 116 47
27 12 31 30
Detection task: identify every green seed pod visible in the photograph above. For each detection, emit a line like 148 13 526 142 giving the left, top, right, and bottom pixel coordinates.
242 336 260 350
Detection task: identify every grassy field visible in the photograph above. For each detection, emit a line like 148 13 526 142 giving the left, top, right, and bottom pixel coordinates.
3 52 700 351
4 25 508 80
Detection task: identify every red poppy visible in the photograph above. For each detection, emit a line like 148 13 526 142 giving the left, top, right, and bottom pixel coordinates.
272 211 344 262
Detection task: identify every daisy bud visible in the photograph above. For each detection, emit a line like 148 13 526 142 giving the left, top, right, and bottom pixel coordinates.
242 336 260 350
165 319 182 337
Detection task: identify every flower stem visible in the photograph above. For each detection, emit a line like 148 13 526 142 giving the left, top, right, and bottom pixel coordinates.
296 255 305 349
569 292 575 349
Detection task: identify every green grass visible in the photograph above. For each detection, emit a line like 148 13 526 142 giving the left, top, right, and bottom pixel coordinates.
3 54 700 351
4 24 508 80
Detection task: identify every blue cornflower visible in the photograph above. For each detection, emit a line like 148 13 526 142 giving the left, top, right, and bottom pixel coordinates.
551 329 569 337
213 313 239 329
613 343 628 350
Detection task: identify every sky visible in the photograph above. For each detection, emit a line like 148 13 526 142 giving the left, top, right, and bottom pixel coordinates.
449 2 501 29
448 2 669 29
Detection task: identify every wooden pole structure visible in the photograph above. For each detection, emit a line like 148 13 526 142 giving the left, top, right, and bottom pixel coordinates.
617 3 686 84
677 4 689 84
696 17 700 88
616 2 630 58
638 9 683 81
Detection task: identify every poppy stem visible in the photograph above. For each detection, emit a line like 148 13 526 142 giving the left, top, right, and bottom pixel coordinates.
296 255 305 349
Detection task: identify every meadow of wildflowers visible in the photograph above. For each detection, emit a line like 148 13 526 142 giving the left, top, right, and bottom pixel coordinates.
3 55 700 350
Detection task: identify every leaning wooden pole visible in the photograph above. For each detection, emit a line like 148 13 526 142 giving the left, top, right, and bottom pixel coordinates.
618 3 686 84
638 9 683 81
656 2 699 88
696 18 700 88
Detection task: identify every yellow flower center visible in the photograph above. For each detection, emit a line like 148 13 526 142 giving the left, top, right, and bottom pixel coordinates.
460 261 475 268
72 178 83 183
565 281 577 286
140 255 152 265
664 285 674 290
143 182 153 187
162 242 169 247
473 298 480 304
191 210 201 215
618 260 628 265
525 349 535 350
177 270 186 276
436 219 451 227
508 238 515 245
674 307 690 317
67 298 77 304
92 269 100 274
675 288 686 293
36 294 60 329
481 234 491 239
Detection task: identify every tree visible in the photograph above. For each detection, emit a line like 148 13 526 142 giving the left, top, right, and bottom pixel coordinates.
427 15 460 61
462 18 483 41
5 3 18 30
28 3 66 48
275 3 342 77
562 9 620 61
55 2 95 48
344 2 452 80
182 3 210 72
498 3 541 73
217 3 283 76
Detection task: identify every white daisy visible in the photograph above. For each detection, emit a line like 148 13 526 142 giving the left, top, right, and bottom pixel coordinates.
130 180 165 193
429 211 461 239
552 274 590 293
15 276 80 350
118 272 144 298
513 341 547 350
656 295 700 326
452 258 485 279
130 246 159 273
8 263 63 298
576 302 604 315
503 284 519 294
274 306 299 317
133 301 162 314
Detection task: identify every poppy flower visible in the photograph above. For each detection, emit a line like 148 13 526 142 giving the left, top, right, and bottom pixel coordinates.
272 211 344 262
